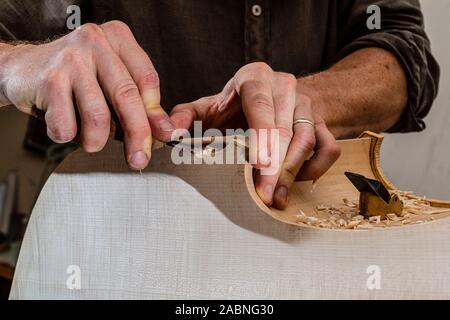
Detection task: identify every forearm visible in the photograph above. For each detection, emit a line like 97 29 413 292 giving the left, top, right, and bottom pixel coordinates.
298 48 408 139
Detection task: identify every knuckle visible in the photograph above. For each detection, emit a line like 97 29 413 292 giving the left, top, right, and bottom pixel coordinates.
102 20 132 36
139 70 160 89
45 114 77 142
74 23 104 44
248 62 272 73
251 93 273 111
113 81 141 104
238 62 273 78
301 136 316 152
57 49 84 67
278 73 297 88
277 125 294 141
293 135 316 154
82 108 110 129
327 142 342 160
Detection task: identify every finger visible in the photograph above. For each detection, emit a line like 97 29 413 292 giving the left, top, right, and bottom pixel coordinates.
217 78 237 111
235 63 276 169
72 71 111 153
273 94 316 209
296 117 341 182
87 26 151 170
100 21 174 141
254 73 297 206
169 96 218 131
169 103 197 131
42 72 78 143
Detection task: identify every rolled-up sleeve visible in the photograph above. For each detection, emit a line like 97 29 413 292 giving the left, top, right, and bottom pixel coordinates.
336 0 440 133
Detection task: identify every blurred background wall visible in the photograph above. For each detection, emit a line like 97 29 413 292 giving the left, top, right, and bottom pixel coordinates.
382 0 450 199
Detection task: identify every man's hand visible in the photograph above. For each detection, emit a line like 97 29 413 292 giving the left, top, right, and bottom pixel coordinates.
0 21 175 170
170 62 341 209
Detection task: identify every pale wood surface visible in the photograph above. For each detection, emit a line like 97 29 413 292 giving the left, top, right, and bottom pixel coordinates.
9 133 450 299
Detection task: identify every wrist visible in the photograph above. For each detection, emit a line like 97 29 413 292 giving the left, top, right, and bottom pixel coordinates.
0 43 31 107
0 44 15 106
297 75 342 137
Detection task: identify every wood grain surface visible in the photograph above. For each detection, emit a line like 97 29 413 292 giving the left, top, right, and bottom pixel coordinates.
9 134 450 299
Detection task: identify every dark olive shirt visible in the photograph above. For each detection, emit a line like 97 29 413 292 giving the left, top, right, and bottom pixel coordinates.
0 0 440 132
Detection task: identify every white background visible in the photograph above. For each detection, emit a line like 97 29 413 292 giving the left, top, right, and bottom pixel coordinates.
382 0 450 199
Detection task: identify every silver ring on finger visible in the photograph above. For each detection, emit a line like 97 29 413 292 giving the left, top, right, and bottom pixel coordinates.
293 118 315 129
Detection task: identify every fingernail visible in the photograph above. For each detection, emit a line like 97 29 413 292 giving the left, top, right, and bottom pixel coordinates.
159 119 175 132
263 184 274 200
130 151 148 169
275 186 288 204
259 147 271 166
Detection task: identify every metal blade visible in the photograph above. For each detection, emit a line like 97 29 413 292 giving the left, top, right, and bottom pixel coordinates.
344 171 391 204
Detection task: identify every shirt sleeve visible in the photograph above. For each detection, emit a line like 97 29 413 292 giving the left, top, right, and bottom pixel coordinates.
336 0 440 133
0 0 85 42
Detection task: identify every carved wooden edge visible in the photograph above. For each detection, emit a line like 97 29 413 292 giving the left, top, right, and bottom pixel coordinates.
241 131 450 230
358 131 396 190
359 131 450 208
173 131 450 214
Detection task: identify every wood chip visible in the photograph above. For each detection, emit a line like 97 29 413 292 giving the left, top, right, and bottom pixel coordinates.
342 198 357 208
369 216 381 224
386 214 400 221
296 189 448 230
316 205 329 211
347 220 362 229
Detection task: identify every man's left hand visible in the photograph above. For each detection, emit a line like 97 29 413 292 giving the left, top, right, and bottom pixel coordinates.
170 62 341 209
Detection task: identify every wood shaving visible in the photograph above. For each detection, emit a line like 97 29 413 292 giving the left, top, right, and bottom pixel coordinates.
347 220 362 229
386 213 400 221
342 198 358 208
369 216 381 224
293 190 449 230
357 222 375 230
311 180 319 193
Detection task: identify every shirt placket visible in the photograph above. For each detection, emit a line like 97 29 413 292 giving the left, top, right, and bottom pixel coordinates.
244 0 270 63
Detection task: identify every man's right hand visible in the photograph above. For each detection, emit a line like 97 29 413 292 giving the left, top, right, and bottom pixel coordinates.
0 21 175 170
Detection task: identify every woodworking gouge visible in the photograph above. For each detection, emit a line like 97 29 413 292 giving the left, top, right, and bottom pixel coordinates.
345 171 404 219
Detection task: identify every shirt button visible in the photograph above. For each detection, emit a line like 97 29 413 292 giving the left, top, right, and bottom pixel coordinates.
251 4 262 17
